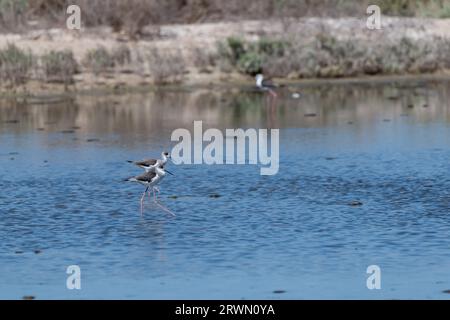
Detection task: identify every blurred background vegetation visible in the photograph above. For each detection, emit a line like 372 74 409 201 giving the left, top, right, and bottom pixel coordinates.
1 0 450 34
1 0 450 88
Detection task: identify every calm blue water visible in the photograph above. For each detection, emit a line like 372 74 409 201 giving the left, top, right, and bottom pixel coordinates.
1 81 450 299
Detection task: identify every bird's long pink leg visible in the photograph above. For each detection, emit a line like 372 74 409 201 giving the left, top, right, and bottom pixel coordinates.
140 186 149 215
140 191 146 215
152 187 175 217
269 89 277 98
155 201 176 217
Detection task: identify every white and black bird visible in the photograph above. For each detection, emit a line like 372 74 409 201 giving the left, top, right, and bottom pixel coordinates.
125 164 175 216
127 151 171 172
255 74 278 98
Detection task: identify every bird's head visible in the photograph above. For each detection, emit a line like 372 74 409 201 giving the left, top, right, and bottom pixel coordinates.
162 151 171 159
158 163 174 176
156 165 166 176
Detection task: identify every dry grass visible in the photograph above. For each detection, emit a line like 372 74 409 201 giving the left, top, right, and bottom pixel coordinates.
0 0 28 32
217 32 450 79
41 50 78 87
82 46 114 75
147 48 186 85
0 43 33 86
192 47 216 73
111 45 131 67
82 45 132 75
3 0 450 34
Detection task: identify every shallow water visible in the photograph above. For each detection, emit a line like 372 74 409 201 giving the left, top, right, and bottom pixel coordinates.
1 80 450 299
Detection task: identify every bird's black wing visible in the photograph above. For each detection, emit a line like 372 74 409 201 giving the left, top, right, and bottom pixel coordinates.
262 79 277 88
135 171 157 182
134 159 157 167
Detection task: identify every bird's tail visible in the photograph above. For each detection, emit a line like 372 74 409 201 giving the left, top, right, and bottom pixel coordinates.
126 160 134 164
124 177 137 182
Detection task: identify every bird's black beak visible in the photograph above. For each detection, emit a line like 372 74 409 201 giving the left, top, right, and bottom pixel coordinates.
165 169 174 176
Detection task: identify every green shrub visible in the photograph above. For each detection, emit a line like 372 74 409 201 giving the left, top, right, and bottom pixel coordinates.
257 38 287 57
41 50 78 86
0 0 28 30
218 36 290 76
111 45 131 66
227 37 246 64
378 0 416 16
0 43 33 85
237 52 263 75
83 46 114 75
83 45 132 75
377 0 450 18
439 5 450 18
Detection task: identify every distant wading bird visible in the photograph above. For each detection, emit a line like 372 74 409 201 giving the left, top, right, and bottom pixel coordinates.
255 74 278 98
256 73 280 128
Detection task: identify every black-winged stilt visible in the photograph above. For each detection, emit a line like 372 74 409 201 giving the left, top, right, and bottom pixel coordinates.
127 151 171 172
255 74 278 98
125 164 175 216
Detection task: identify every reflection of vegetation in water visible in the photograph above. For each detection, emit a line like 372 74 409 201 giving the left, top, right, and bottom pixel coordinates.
226 93 266 122
1 81 450 134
